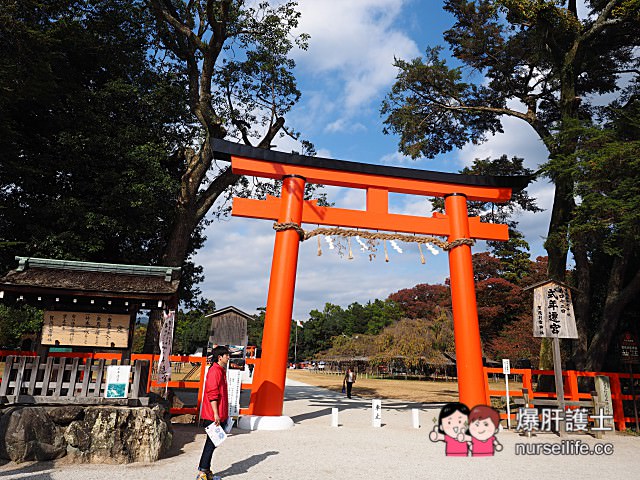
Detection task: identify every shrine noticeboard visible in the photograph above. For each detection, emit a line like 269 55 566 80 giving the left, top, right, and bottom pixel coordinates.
532 282 578 339
42 311 130 347
620 332 640 365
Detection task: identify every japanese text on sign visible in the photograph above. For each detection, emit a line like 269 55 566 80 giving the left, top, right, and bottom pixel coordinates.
533 282 578 339
42 311 129 347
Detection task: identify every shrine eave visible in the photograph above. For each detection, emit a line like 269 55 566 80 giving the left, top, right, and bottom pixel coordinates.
211 139 532 193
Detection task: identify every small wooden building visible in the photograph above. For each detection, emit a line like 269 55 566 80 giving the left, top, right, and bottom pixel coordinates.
0 257 181 358
206 306 250 348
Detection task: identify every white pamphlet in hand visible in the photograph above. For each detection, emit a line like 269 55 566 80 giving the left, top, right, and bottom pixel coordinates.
205 422 227 447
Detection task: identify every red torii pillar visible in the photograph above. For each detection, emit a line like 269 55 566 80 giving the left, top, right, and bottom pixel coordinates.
228 152 522 421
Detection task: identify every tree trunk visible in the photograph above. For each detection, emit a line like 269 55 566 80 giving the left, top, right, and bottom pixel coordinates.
571 240 591 369
142 203 198 354
585 241 640 371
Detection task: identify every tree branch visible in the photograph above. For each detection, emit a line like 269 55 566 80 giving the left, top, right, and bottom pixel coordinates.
151 0 208 52
195 165 240 220
258 117 285 148
581 0 626 42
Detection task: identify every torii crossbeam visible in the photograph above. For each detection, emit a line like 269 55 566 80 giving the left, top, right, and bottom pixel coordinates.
212 139 530 424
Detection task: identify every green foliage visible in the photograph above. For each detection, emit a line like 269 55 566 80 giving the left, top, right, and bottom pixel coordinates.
293 300 403 360
0 305 43 349
173 299 216 354
132 324 147 354
0 0 193 275
430 155 540 280
570 101 640 257
248 308 265 348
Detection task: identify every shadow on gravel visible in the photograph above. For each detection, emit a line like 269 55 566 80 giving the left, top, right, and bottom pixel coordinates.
162 424 200 459
285 385 447 424
215 450 278 478
0 460 55 480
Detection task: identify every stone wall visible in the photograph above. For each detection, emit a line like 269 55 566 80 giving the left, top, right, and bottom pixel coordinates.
0 404 172 464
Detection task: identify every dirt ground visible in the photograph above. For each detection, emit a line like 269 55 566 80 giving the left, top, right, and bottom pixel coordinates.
286 369 462 403
286 369 523 404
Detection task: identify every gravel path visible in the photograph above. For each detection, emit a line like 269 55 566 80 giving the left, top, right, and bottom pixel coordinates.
1 378 638 480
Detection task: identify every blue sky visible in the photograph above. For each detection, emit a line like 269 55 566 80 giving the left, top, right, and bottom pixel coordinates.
195 0 556 319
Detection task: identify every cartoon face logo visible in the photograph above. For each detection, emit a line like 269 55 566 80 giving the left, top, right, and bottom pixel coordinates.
429 402 471 457
442 409 468 438
430 403 503 457
469 417 497 442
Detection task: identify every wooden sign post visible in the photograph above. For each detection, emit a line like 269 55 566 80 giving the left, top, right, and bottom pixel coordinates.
532 281 578 437
42 311 129 348
502 358 511 429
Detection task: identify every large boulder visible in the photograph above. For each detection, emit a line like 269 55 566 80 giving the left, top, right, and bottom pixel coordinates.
0 406 67 462
0 405 172 464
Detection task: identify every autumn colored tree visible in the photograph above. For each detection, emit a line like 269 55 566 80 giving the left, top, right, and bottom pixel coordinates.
371 316 452 369
388 283 451 319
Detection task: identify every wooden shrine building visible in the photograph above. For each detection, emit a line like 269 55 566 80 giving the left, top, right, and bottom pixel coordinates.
0 257 181 358
206 306 251 348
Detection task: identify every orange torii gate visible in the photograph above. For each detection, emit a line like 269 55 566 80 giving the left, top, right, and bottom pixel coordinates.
212 140 530 425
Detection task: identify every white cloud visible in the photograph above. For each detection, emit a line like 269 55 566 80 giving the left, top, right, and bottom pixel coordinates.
457 115 548 171
324 119 367 134
379 151 411 166
293 0 420 119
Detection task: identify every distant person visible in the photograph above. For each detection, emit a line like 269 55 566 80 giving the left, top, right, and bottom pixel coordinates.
343 367 356 398
197 345 230 480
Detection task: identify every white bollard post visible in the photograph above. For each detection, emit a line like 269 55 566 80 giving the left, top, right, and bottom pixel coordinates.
372 399 382 427
331 407 339 427
412 408 420 429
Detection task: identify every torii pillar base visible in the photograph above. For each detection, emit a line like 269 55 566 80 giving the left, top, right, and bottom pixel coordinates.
237 415 294 431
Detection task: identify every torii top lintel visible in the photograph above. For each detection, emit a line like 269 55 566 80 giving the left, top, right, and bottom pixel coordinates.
213 139 532 241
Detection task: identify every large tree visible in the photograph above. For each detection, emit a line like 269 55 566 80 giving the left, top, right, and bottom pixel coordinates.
0 0 190 271
147 0 310 267
381 0 639 369
569 92 640 370
142 1 312 352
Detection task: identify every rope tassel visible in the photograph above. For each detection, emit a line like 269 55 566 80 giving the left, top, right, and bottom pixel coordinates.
317 236 322 256
348 237 354 260
384 240 389 262
418 243 426 264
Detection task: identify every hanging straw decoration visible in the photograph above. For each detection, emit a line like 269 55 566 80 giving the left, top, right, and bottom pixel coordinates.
272 223 475 264
317 236 322 256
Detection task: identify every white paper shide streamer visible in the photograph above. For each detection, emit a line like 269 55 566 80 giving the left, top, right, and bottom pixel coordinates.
355 235 369 252
389 240 403 254
157 310 175 384
426 244 439 255
325 235 335 249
